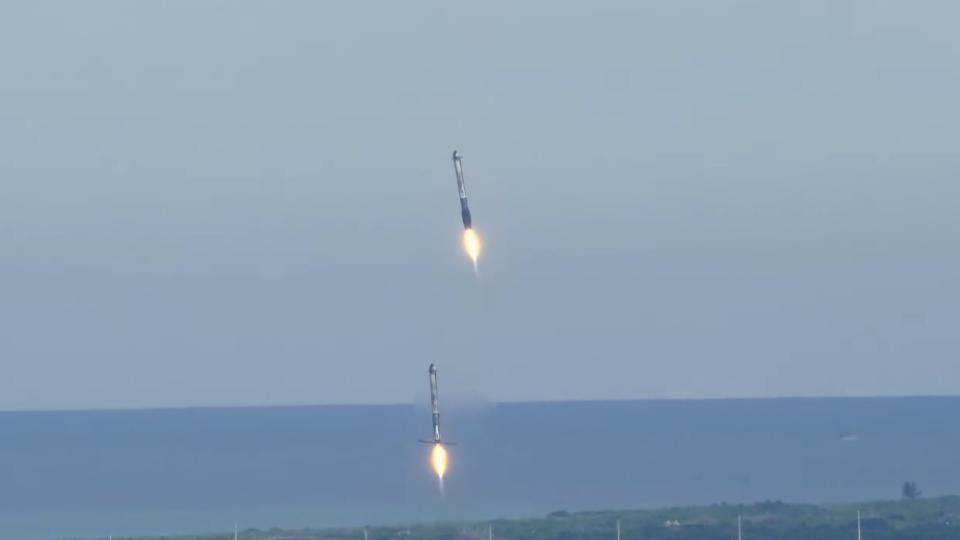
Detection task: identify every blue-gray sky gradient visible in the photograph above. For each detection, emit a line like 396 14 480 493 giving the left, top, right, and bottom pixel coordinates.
1 1 958 410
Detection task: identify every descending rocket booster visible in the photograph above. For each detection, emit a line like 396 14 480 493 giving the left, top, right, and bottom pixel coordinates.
420 363 448 445
429 363 442 443
452 150 481 268
420 363 456 446
420 364 452 482
452 151 472 230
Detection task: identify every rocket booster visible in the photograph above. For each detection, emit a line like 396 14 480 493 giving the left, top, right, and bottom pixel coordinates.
429 363 441 443
452 151 473 230
420 363 453 445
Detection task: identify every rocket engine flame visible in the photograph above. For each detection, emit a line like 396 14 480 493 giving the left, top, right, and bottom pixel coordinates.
463 228 481 268
431 443 448 480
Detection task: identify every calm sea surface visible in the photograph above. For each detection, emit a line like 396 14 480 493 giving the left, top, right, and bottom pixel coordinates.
0 397 956 539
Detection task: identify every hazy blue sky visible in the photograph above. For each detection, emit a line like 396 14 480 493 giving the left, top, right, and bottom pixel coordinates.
1 1 957 410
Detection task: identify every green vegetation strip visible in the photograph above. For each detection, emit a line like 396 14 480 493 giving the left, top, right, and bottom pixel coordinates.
72 496 960 540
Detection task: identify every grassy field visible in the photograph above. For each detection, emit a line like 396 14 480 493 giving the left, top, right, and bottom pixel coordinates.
84 496 960 540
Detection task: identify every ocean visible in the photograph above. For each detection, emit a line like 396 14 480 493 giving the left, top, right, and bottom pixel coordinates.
0 396 956 540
